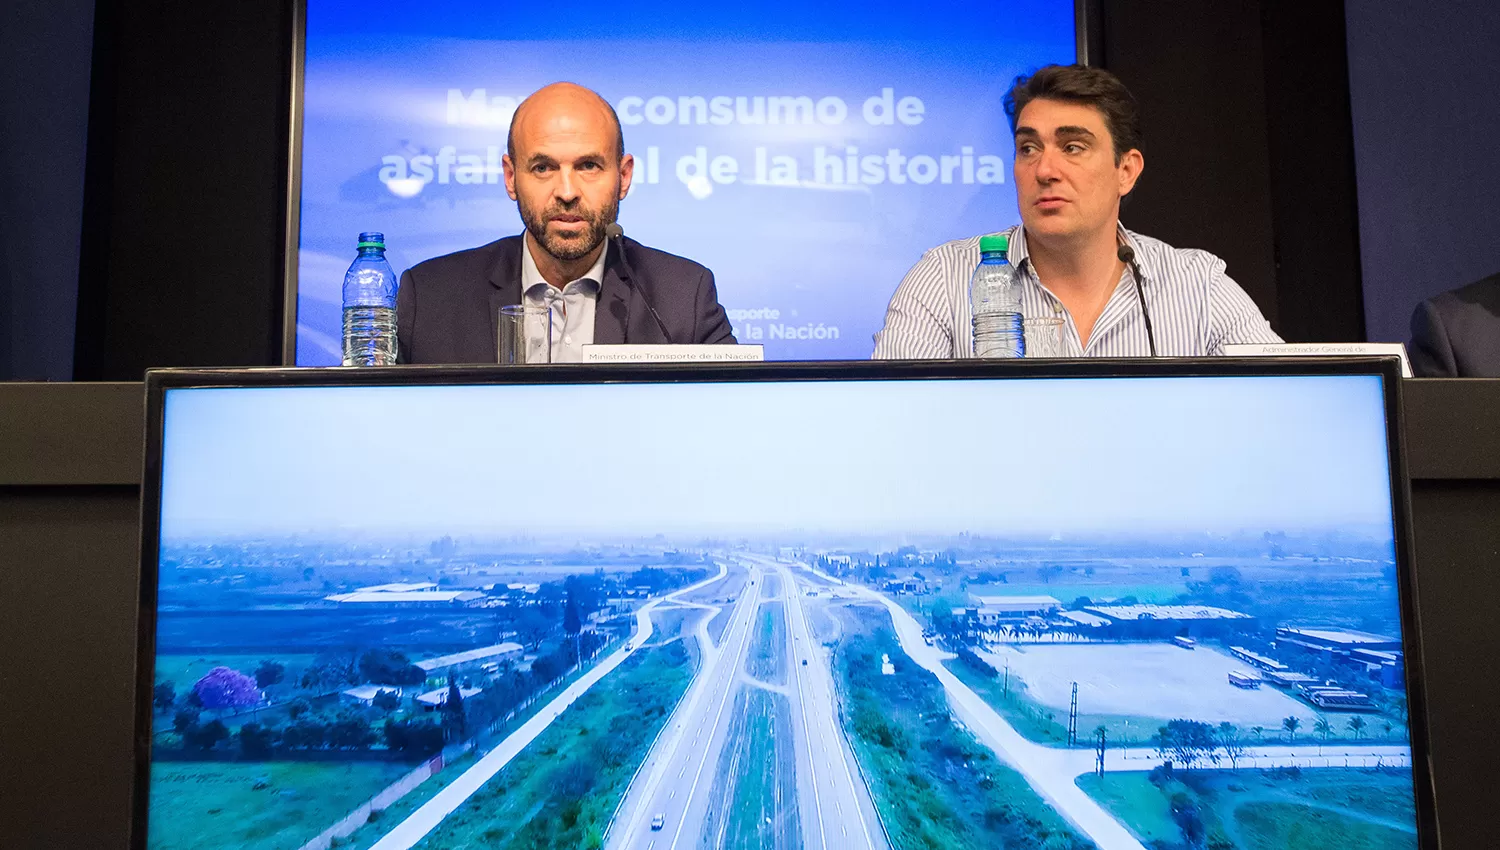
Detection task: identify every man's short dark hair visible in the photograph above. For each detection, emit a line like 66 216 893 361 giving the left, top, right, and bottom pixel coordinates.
506 97 626 163
1003 65 1142 164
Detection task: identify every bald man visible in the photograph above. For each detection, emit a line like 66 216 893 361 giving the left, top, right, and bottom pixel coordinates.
397 82 735 364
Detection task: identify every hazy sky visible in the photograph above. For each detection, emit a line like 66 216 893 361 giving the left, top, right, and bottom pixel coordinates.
157 375 1396 539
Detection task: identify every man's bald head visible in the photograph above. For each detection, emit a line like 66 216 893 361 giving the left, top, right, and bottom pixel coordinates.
506 82 624 163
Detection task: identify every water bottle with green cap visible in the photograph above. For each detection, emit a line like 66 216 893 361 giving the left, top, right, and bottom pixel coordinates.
970 232 1024 357
341 231 399 366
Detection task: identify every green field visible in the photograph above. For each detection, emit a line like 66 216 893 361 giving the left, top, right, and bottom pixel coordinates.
834 604 1095 850
1077 768 1418 850
410 640 695 849
147 761 411 850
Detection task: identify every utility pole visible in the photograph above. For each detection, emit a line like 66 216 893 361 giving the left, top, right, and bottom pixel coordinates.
1095 726 1107 776
1068 681 1079 745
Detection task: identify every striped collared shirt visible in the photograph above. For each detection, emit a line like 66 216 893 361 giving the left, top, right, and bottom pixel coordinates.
871 224 1282 359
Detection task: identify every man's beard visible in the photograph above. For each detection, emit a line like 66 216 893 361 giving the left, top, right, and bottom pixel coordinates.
519 194 619 262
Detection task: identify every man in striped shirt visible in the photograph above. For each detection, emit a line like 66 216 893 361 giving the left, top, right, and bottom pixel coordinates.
873 65 1281 359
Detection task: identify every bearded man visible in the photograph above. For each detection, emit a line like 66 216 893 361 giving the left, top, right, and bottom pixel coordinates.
397 82 735 364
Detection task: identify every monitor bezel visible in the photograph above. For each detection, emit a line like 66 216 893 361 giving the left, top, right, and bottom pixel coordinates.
130 356 1437 849
275 0 1100 365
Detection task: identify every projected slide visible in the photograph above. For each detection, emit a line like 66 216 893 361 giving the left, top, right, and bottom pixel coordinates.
291 0 1078 363
145 376 1420 849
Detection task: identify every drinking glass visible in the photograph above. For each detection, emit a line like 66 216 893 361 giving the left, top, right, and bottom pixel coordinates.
497 305 550 364
1024 317 1066 358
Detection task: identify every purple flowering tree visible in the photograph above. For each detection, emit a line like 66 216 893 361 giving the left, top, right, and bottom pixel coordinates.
193 666 263 712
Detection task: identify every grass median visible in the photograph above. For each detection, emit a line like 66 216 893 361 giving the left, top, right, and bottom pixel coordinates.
834 604 1097 850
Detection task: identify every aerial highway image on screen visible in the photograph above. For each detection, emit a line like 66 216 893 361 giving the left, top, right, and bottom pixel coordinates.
145 378 1419 850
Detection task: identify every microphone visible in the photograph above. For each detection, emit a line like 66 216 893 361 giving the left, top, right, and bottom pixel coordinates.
604 223 672 344
1117 243 1158 357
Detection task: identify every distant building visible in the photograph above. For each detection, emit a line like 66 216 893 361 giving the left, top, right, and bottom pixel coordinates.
324 582 486 609
1277 627 1404 688
1081 604 1256 638
415 685 483 710
1275 627 1401 653
340 685 403 706
968 595 1060 619
414 643 524 676
882 577 928 595
1229 646 1289 672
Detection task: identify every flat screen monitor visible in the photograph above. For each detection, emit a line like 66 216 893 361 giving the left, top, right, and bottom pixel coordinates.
285 0 1086 364
133 359 1437 850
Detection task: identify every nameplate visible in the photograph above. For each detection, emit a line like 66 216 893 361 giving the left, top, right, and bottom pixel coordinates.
1222 343 1413 378
578 344 765 364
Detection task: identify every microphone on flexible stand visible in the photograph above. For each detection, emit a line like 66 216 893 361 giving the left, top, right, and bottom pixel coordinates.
1118 243 1158 357
605 222 673 344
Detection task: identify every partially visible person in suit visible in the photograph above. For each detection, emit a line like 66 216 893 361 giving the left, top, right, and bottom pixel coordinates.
397 82 734 364
1409 272 1500 377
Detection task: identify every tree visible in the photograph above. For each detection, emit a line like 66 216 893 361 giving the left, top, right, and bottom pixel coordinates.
1313 717 1334 753
287 697 312 720
441 677 467 741
153 681 176 713
1169 791 1206 848
1282 715 1301 743
185 719 229 751
1217 722 1246 770
563 593 582 636
513 608 552 651
329 712 377 749
172 707 201 735
254 660 285 689
238 723 276 758
193 667 262 712
1347 716 1368 739
359 649 426 686
1071 596 1093 610
300 652 360 691
1156 720 1216 770
373 689 402 713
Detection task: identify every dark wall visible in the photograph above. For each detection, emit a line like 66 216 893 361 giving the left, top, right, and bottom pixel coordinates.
74 0 292 381
1345 1 1500 345
1100 0 1365 343
0 0 95 381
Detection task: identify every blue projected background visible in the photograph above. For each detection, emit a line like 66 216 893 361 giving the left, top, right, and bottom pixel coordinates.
292 1 1078 363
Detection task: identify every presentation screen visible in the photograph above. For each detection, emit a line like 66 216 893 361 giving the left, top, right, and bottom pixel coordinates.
136 363 1432 850
288 0 1081 363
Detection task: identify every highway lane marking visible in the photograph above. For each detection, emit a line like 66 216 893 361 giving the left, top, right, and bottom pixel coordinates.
606 563 736 847
781 565 830 850
666 568 764 850
781 560 880 850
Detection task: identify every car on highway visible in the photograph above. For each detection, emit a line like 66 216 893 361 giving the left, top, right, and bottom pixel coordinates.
651 814 665 831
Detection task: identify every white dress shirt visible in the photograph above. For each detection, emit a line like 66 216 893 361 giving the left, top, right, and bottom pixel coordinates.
520 240 607 363
872 224 1282 358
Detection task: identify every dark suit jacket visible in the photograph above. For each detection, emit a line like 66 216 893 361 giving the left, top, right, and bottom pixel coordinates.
1409 273 1500 377
397 235 735 364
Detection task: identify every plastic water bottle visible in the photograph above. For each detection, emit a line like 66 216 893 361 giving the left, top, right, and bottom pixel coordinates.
341 232 399 366
970 233 1025 357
